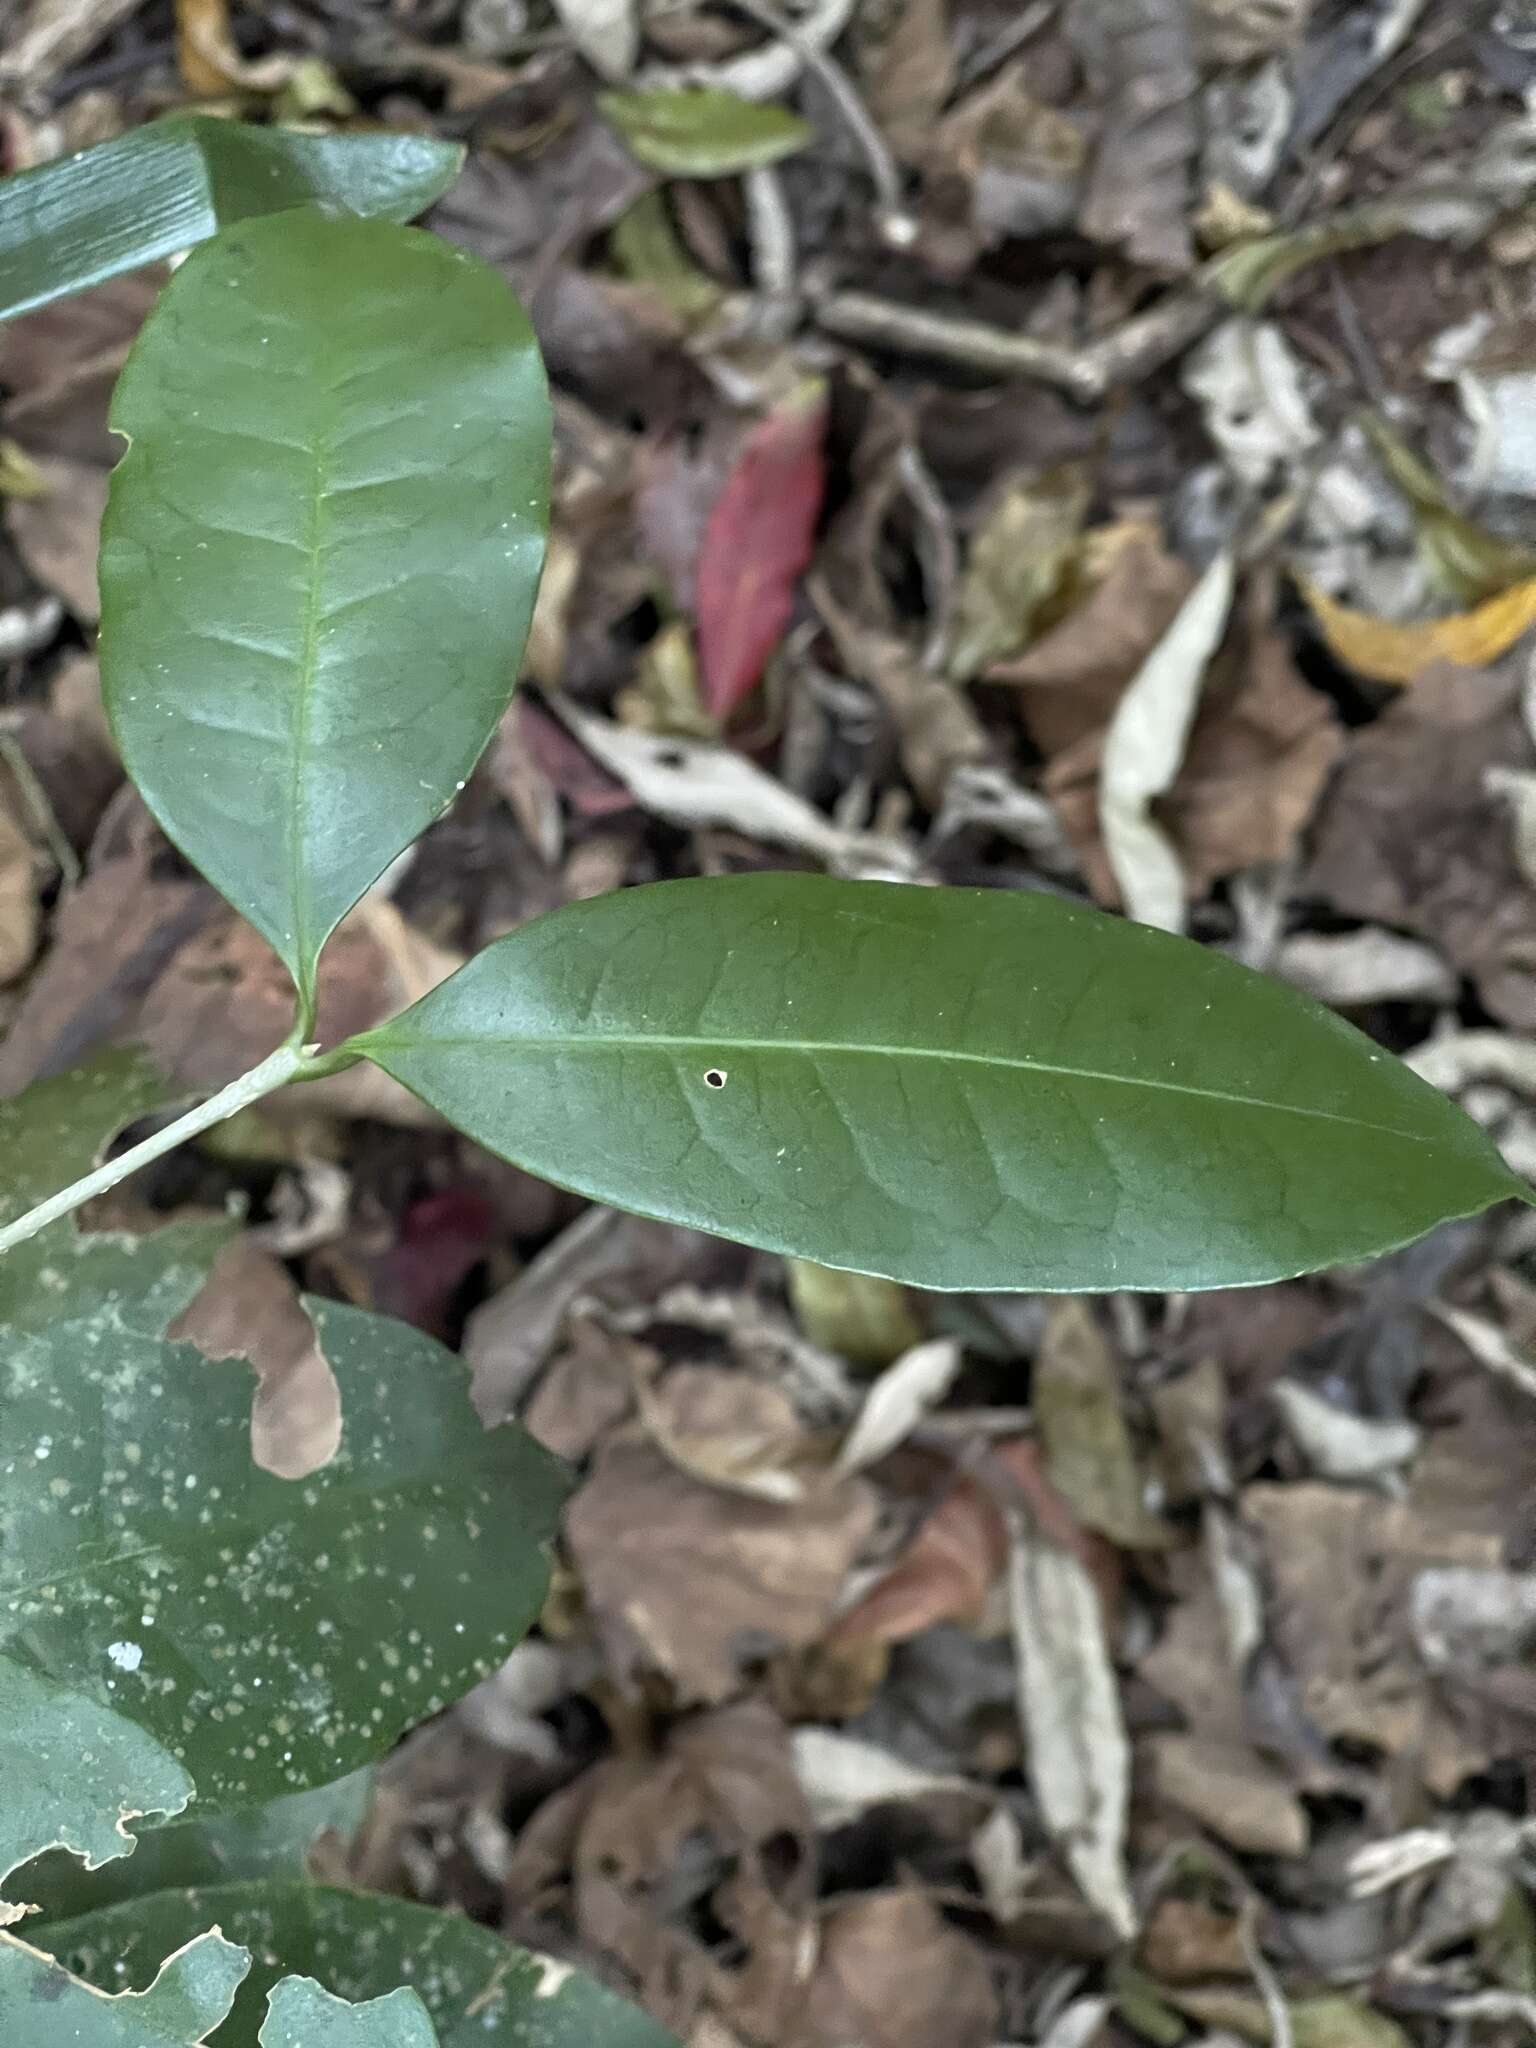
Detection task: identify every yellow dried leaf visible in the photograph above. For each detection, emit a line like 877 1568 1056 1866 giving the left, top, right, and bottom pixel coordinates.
1301 573 1536 685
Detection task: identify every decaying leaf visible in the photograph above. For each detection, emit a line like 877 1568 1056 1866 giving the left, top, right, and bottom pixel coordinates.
1301 573 1536 685
0 791 36 987
1068 0 1198 273
947 466 1089 681
1034 1302 1173 1548
786 1260 924 1369
804 1890 998 2048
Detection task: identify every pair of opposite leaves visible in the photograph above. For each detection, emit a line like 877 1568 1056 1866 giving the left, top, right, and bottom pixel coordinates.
100 207 1526 1295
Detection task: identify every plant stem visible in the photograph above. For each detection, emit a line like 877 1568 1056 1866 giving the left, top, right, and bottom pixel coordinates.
0 1041 314 1256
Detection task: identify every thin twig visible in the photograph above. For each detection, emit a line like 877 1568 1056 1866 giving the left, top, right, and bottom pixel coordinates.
725 0 917 243
814 285 1217 402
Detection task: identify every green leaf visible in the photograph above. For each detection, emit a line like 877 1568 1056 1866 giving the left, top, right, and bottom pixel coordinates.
356 873 1526 1292
598 86 812 176
0 1050 229 1334
43 1883 680 2047
0 116 463 324
13 1770 371 1924
260 1977 437 2048
99 208 550 1018
0 1926 248 2044
0 1295 567 1899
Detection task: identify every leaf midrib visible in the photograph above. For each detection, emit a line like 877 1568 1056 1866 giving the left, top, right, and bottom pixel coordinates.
373 1030 1440 1145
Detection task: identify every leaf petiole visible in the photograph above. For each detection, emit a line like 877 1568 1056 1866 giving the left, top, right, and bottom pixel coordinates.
0 1040 323 1257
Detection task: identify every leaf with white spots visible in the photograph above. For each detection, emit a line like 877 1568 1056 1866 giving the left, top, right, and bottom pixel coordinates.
1 1299 567 1915
13 1769 371 1924
42 1882 680 2047
0 1926 248 2043
260 1976 437 2047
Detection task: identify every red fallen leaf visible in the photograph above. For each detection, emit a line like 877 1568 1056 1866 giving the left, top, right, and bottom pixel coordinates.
830 1439 1120 1646
694 377 828 718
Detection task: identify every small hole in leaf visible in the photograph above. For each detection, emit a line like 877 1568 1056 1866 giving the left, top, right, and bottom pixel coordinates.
704 1069 727 1089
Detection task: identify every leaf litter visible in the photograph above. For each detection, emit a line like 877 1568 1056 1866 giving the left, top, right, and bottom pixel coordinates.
8 3 1536 2044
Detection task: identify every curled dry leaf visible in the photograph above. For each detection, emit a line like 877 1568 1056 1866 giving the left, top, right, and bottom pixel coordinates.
833 1338 962 1477
1008 1514 1136 1939
1301 573 1536 685
947 465 1090 682
1034 1301 1174 1548
1099 549 1235 931
695 379 829 719
1271 1379 1421 1485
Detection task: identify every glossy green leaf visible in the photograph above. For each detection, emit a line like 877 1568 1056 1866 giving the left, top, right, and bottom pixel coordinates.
0 116 463 324
44 1884 680 2047
0 1049 229 1333
0 1927 248 2044
0 1293 567 1900
357 874 1527 1292
260 1977 437 2048
99 209 550 1018
598 86 811 176
12 1770 371 1925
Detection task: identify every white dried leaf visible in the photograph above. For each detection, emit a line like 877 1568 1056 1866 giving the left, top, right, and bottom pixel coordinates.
551 0 637 79
1347 1827 1456 1897
1406 1030 1536 1097
1411 1565 1536 1670
1426 1299 1536 1403
791 1727 981 1829
1038 1996 1116 2048
833 1337 961 1476
1183 319 1320 491
1006 1518 1136 1938
1277 928 1457 1008
637 0 856 99
1271 1378 1419 1483
1099 548 1235 932
553 700 915 878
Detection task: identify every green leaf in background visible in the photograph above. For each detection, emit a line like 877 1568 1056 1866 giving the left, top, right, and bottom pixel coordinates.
99 208 550 1021
357 874 1525 1292
12 1770 370 1924
0 1048 229 1334
0 116 463 324
599 85 812 177
44 1883 681 2047
0 1926 248 2045
260 1977 437 2048
0 1295 566 1906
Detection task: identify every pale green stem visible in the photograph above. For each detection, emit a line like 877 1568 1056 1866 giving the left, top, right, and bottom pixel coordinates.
0 1041 315 1257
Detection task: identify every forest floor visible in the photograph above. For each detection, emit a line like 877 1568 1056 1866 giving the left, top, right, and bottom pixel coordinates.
4 2 1536 2044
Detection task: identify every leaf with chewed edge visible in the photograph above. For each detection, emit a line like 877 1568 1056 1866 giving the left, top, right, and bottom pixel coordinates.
0 1926 248 2043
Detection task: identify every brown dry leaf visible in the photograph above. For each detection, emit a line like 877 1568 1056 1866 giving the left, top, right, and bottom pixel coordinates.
175 0 236 94
855 0 955 162
1304 661 1536 1030
1009 547 1339 907
1 274 161 467
636 1364 822 1503
803 1890 998 2048
139 896 462 1127
1193 0 1314 63
1068 0 1198 273
506 1701 815 2041
811 570 990 807
1240 1473 1516 1798
171 1237 341 1478
565 1419 876 1702
6 454 106 619
1035 1301 1175 1549
0 790 37 986
1301 573 1536 685
0 837 216 1095
833 1439 1116 1646
1137 1546 1310 1857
